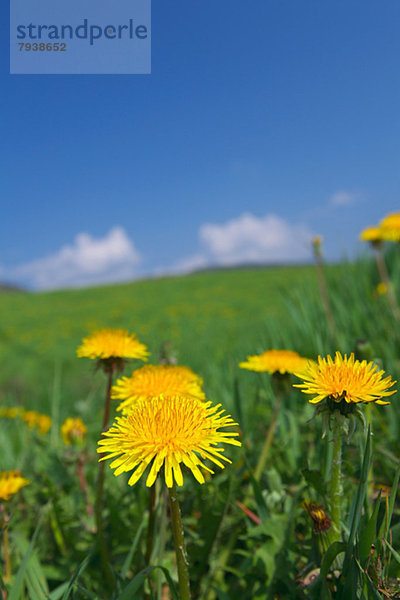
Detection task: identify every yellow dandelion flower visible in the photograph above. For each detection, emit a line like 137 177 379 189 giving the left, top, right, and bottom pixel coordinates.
380 213 400 242
112 364 206 414
22 411 51 434
5 407 24 419
36 414 52 435
312 235 323 247
294 351 396 405
22 410 39 429
76 328 149 361
61 417 87 445
0 471 29 501
98 395 241 488
239 349 312 375
359 226 383 242
376 282 388 295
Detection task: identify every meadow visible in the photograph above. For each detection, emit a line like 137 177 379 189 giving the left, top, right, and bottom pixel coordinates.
1 251 400 600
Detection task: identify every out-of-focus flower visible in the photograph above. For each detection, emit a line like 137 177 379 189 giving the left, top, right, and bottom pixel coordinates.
112 364 205 414
0 407 25 419
76 328 149 361
360 226 383 243
380 213 400 242
376 282 388 295
0 471 29 501
239 349 312 375
61 417 87 445
22 410 51 434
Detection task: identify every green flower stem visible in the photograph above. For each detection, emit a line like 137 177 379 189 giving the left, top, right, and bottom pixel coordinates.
314 252 337 343
364 403 374 515
145 482 157 565
2 512 11 584
330 415 343 542
375 246 400 321
168 482 191 600
95 366 115 591
254 393 281 482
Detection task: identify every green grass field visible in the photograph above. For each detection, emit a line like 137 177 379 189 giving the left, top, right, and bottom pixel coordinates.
1 256 400 599
0 265 320 409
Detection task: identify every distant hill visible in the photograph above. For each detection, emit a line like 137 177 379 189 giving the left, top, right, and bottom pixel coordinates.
0 282 26 293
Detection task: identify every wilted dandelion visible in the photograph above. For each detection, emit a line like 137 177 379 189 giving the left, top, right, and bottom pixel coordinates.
303 501 335 563
303 501 331 534
294 352 396 543
112 364 206 414
98 395 240 487
61 417 87 445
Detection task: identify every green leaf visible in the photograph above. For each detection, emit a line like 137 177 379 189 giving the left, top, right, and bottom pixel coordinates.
363 570 383 600
116 566 179 600
245 460 269 523
211 586 232 600
302 469 326 497
61 551 93 600
233 376 243 432
359 491 381 566
383 538 400 565
48 582 69 600
8 507 47 600
120 520 146 580
320 541 346 580
343 428 372 571
378 462 400 541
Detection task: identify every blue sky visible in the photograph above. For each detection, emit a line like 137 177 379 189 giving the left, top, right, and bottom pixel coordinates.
2 0 400 289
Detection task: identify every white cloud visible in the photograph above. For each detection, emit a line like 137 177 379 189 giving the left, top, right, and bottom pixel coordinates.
199 213 313 265
330 190 358 207
12 227 141 289
163 213 313 275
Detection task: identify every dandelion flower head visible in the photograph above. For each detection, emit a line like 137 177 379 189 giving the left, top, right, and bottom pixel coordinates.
376 282 388 295
61 417 87 445
98 395 241 488
380 213 400 242
0 407 24 419
112 364 206 414
76 328 149 361
239 349 312 375
359 226 383 243
0 471 30 501
22 410 51 434
294 351 396 405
